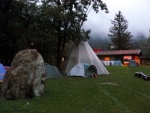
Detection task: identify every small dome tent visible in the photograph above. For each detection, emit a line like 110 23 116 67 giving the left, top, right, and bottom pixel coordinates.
129 60 138 66
113 60 123 66
0 63 6 82
44 63 62 79
67 63 98 77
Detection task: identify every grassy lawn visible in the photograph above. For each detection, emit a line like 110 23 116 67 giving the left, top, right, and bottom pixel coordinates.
0 66 150 113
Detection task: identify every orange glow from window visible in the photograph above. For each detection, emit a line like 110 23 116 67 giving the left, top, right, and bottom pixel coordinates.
105 57 110 61
124 56 132 60
133 56 140 65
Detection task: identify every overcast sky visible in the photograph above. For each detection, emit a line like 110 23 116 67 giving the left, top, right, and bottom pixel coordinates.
83 0 150 38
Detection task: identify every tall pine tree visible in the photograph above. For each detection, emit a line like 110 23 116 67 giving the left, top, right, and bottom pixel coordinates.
108 11 132 50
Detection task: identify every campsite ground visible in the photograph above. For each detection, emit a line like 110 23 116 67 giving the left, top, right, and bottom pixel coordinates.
0 66 150 113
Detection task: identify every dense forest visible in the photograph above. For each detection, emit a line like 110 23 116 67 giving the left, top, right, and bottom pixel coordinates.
0 0 108 67
0 0 150 67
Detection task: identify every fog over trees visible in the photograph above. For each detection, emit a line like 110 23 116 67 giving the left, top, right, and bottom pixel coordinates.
0 0 150 67
88 32 148 51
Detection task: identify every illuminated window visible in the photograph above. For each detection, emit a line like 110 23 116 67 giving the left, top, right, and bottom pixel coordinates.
123 56 132 60
133 56 140 65
133 56 138 60
105 57 110 61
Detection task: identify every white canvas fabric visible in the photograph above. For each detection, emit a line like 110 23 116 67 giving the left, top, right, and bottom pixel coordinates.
67 63 85 77
61 41 109 75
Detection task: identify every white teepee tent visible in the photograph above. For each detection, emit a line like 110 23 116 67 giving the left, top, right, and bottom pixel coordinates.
61 41 109 75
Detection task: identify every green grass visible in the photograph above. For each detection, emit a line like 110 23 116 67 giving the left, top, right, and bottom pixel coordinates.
0 66 150 113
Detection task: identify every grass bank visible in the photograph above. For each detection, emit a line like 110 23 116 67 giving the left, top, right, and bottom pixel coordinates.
0 66 150 113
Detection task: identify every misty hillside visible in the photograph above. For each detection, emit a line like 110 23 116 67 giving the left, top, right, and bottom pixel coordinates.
88 32 148 51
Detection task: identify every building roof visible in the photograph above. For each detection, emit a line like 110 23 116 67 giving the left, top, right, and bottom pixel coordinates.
95 50 141 56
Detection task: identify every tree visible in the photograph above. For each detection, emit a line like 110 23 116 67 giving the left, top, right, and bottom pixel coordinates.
0 0 108 67
108 11 132 50
131 33 146 49
141 32 150 57
0 0 38 65
38 0 108 68
0 0 25 65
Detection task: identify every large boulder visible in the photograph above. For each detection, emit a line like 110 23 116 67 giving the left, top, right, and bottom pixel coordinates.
1 49 46 99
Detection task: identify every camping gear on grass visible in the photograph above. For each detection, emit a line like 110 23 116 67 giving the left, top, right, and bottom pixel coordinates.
129 60 137 66
135 72 150 81
44 63 62 79
4 66 10 70
67 63 97 77
0 63 6 82
103 61 114 66
61 41 109 75
113 60 123 66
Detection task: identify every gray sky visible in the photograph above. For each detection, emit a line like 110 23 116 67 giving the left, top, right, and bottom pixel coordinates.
83 0 150 38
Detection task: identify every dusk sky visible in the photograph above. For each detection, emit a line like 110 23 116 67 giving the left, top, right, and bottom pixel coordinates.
83 0 150 38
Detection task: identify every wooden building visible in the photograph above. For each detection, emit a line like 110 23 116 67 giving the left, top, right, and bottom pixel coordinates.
140 57 150 66
94 50 141 66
